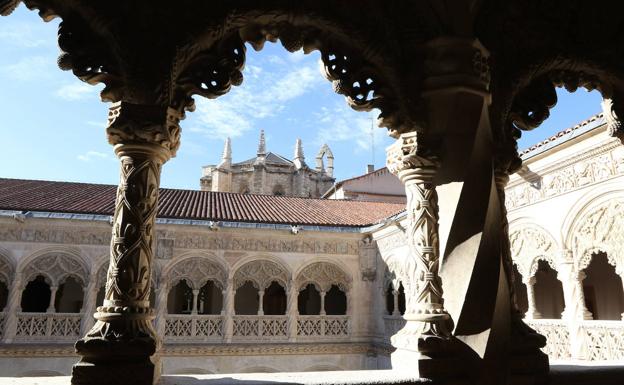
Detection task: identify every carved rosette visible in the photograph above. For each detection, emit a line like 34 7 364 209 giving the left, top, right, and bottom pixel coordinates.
386 132 451 337
78 102 182 355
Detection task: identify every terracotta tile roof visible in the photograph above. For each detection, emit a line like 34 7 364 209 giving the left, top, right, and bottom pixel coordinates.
0 178 405 227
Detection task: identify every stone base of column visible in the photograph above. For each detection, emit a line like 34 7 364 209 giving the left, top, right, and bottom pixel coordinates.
390 319 475 380
508 314 549 385
72 335 157 385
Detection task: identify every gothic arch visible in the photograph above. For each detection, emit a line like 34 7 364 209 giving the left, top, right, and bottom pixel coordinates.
295 261 351 292
19 248 89 287
383 254 406 292
232 256 290 290
508 223 558 278
566 195 624 273
163 256 227 290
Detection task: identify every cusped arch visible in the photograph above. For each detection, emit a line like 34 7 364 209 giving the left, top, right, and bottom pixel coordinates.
232 258 290 290
296 261 351 292
165 256 227 290
382 254 405 292
567 195 624 273
508 223 558 278
20 249 88 287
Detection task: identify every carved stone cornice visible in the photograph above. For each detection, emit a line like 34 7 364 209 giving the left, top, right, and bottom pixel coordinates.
162 342 387 356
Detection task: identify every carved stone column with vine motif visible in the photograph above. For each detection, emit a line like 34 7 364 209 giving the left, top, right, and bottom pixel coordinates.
386 132 460 377
72 102 181 385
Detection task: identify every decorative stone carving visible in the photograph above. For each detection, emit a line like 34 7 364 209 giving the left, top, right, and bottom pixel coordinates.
0 253 13 286
376 231 407 253
572 200 624 274
358 237 377 281
22 253 88 287
233 260 289 290
0 226 110 245
509 226 556 278
296 262 350 292
156 238 174 260
167 257 226 290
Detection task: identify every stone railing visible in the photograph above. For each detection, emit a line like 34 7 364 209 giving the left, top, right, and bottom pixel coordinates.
383 315 406 338
580 320 624 361
232 315 288 340
14 312 82 342
297 315 349 338
164 314 223 342
525 319 571 360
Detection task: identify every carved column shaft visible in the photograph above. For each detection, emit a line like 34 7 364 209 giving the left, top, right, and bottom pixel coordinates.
523 277 541 320
287 285 298 341
223 283 234 342
1 277 23 343
392 290 400 316
155 284 168 338
191 289 199 315
320 291 326 316
558 260 592 321
387 132 451 337
73 102 181 385
47 285 58 313
257 289 265 315
81 279 100 334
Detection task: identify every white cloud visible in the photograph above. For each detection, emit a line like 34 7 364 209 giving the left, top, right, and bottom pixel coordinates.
77 151 110 162
191 61 323 140
0 56 51 81
56 82 96 101
315 103 386 153
0 21 50 48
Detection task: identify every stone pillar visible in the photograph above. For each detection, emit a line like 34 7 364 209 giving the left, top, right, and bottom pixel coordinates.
319 291 326 316
223 282 234 342
47 286 59 313
154 283 169 339
392 290 400 317
81 279 100 334
558 261 593 321
72 102 181 385
386 133 458 376
190 289 199 315
287 284 298 341
523 277 541 320
2 276 24 343
257 289 265 316
619 272 624 321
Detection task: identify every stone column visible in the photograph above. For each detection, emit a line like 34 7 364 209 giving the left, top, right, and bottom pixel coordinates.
2 276 24 343
223 281 235 342
190 289 199 315
392 290 400 317
81 279 100 335
523 277 541 320
558 260 592 321
287 284 298 341
319 291 326 316
72 102 181 385
386 134 454 373
47 286 59 313
154 283 169 339
257 289 265 316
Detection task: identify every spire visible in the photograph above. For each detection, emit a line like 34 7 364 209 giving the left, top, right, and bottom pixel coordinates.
293 138 305 169
257 130 266 157
217 137 231 168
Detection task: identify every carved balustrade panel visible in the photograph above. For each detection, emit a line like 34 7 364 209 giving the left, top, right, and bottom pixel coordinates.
296 315 349 339
525 319 571 360
581 321 624 361
14 312 83 341
163 315 223 342
232 315 288 340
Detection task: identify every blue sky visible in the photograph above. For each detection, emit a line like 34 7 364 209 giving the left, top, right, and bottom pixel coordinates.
0 5 604 189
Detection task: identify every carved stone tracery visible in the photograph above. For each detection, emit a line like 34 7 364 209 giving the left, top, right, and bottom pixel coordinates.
296 262 350 292
509 226 557 278
233 260 289 290
22 253 88 287
0 253 14 286
167 257 227 290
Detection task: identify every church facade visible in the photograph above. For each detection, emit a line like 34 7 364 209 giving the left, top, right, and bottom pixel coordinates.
200 131 336 198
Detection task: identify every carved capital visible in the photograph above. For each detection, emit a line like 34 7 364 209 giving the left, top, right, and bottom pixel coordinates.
386 131 438 182
106 102 182 159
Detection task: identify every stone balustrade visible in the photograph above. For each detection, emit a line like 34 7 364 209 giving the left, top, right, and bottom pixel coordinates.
296 315 349 339
14 312 83 342
164 314 224 341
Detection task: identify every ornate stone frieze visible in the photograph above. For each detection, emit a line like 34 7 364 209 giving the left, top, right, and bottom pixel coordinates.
506 140 624 209
358 237 377 281
296 262 350 292
375 231 407 253
168 257 227 290
156 238 175 260
509 227 556 278
233 260 289 290
22 253 88 287
162 342 386 356
0 225 111 245
571 199 624 274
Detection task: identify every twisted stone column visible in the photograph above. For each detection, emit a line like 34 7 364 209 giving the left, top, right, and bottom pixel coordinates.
72 102 181 385
1 276 23 343
386 132 456 376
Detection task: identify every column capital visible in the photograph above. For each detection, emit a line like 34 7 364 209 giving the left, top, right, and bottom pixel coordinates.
386 131 439 183
106 102 183 160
